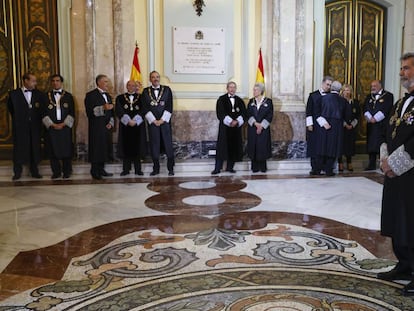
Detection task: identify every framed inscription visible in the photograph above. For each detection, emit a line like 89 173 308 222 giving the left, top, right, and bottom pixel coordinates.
173 27 225 74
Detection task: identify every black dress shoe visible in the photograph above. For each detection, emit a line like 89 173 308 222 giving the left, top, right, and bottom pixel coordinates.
252 170 259 173
364 167 376 171
211 170 220 175
377 267 412 281
120 171 129 176
403 280 414 296
260 169 267 173
32 173 43 179
12 174 21 181
168 171 174 176
309 170 322 176
325 172 336 177
91 174 102 180
150 171 159 176
226 169 236 173
101 171 113 177
51 173 61 179
135 171 144 176
62 174 70 179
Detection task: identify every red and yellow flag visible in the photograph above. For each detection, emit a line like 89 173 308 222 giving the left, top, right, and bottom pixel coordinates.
255 48 265 84
130 45 142 84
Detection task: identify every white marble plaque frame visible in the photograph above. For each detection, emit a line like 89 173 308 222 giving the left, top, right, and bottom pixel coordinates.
173 27 225 75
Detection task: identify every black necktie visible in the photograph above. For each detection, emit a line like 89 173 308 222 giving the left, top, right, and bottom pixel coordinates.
54 91 62 95
24 89 32 92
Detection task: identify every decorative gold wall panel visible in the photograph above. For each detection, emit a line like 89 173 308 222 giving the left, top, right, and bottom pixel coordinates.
0 0 58 154
325 0 385 147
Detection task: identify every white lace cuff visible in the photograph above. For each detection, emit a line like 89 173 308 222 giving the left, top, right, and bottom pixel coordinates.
248 117 256 127
379 143 388 161
42 116 54 128
93 105 105 117
64 115 74 128
121 114 131 125
306 116 313 126
387 145 414 176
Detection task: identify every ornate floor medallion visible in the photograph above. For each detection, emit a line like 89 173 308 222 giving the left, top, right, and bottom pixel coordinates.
1 220 412 310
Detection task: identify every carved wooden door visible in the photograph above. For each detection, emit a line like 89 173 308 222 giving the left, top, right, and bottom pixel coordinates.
0 0 58 158
325 0 385 150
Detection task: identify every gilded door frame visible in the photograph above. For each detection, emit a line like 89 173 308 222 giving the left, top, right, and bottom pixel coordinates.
313 0 405 98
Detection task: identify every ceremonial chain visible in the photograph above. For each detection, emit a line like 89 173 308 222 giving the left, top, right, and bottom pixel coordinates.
148 86 164 106
389 97 414 139
48 90 65 106
124 93 139 111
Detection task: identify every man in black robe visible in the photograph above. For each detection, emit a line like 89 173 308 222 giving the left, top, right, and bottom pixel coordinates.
306 76 333 175
115 80 146 176
7 72 47 180
315 81 346 176
84 74 114 180
42 74 75 179
211 81 247 174
377 52 414 296
140 71 174 176
363 80 394 170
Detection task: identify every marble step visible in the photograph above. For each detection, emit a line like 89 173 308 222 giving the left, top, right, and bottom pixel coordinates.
0 156 372 178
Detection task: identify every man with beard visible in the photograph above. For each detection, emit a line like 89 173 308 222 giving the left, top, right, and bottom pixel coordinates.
211 81 247 175
363 80 394 170
115 80 146 176
377 52 414 296
140 71 174 176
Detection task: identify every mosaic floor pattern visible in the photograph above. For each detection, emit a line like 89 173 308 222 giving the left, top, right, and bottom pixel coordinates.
1 218 413 310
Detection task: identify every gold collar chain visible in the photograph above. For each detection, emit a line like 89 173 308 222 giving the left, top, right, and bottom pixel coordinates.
48 90 66 106
148 86 164 106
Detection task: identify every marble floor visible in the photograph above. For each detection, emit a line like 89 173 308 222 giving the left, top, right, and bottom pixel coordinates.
1 161 409 309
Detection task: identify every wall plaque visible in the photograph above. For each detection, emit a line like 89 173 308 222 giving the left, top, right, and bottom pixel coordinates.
173 27 225 74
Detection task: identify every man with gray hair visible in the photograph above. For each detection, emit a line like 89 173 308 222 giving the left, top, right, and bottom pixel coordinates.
211 81 247 175
377 52 414 296
315 80 346 176
306 76 333 175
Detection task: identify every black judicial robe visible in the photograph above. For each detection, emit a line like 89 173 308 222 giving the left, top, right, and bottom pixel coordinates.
7 88 46 165
43 90 75 159
215 94 247 162
115 93 147 159
306 90 324 157
381 95 414 246
246 97 273 161
363 91 394 153
140 85 174 159
84 89 114 163
316 92 346 158
342 99 361 157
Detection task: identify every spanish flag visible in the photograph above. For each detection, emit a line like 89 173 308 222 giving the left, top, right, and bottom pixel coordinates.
130 45 142 83
255 48 265 84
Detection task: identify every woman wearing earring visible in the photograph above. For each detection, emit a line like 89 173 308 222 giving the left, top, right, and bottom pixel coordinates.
246 83 273 172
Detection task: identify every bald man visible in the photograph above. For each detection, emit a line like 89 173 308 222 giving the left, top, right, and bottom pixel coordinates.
363 80 394 170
